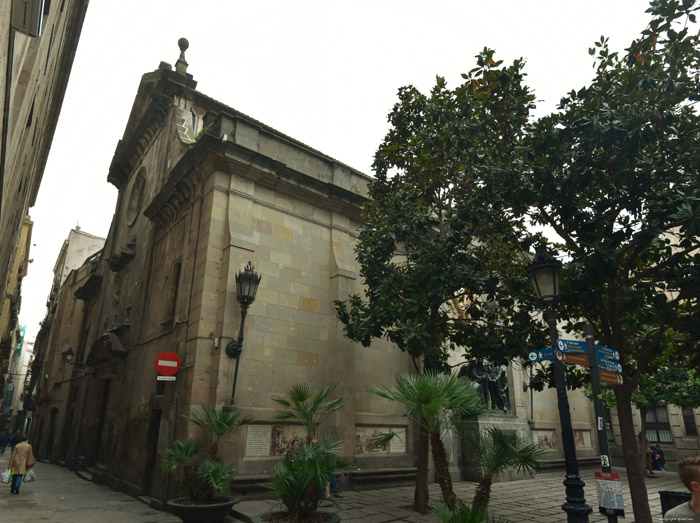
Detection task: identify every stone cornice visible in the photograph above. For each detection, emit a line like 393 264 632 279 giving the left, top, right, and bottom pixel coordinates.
107 91 171 189
107 68 198 190
144 132 368 229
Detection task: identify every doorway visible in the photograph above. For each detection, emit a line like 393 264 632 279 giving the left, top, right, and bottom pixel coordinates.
142 408 162 496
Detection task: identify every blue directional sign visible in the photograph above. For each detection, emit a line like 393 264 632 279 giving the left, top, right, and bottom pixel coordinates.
595 345 622 374
596 345 620 360
527 348 556 362
556 339 588 354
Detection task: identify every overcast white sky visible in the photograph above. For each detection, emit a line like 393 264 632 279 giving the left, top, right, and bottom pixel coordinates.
19 0 653 341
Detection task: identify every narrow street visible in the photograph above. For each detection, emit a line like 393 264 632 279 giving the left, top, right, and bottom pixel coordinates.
0 450 183 523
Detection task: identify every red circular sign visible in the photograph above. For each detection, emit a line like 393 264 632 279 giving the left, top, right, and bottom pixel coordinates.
155 351 181 376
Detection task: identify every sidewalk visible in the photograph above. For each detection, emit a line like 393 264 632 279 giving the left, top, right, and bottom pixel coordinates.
0 447 688 523
233 466 688 522
0 450 188 523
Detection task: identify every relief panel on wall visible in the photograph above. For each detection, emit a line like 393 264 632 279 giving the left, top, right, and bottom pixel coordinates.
355 426 407 454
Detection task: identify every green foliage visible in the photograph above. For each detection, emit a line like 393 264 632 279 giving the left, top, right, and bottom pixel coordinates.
271 383 344 442
196 459 236 496
467 427 546 481
432 501 510 523
162 404 251 503
264 435 349 520
184 403 253 458
520 2 700 519
368 371 486 435
334 48 547 372
162 439 202 475
369 372 486 506
523 0 700 389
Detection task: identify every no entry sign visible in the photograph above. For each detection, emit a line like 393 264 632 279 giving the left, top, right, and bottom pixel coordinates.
155 351 181 376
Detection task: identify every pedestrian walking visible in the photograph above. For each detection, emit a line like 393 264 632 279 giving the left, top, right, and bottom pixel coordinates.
7 434 35 494
0 432 8 454
664 456 700 521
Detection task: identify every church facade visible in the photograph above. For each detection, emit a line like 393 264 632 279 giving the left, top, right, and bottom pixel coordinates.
29 41 698 509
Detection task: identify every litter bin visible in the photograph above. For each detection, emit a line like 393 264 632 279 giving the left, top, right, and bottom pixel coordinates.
659 490 692 515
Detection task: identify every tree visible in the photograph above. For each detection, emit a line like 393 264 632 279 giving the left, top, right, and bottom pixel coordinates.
368 371 486 508
522 2 700 519
335 49 547 513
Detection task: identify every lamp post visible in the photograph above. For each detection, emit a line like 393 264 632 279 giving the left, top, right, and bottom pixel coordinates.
527 244 591 523
64 348 88 370
225 261 261 405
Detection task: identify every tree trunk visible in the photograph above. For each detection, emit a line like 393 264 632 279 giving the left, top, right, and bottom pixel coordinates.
414 421 430 513
615 383 652 523
429 429 456 508
472 474 493 514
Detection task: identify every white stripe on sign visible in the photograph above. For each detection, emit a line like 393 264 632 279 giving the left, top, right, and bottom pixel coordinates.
158 360 178 367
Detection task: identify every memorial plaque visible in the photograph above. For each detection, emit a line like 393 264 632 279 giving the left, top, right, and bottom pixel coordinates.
245 425 272 457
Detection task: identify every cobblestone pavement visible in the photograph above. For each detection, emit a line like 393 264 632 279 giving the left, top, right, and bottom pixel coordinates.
0 446 688 523
234 466 688 522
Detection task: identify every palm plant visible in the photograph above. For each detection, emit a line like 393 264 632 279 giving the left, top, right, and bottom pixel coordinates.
162 403 253 504
467 426 545 513
432 500 510 523
264 383 348 520
271 383 344 442
368 371 486 508
265 435 348 520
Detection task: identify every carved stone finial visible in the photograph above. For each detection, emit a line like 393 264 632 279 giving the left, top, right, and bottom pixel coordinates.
175 38 189 74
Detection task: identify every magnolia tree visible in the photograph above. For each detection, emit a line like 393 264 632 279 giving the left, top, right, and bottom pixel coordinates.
521 1 700 520
335 51 547 513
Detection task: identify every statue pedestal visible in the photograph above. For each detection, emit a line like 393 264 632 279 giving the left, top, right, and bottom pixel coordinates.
452 412 533 482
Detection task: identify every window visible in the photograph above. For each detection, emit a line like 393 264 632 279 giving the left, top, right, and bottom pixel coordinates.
166 260 182 321
682 407 698 437
645 406 673 443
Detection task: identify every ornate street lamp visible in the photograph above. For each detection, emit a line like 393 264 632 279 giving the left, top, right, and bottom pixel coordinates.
64 347 88 370
527 244 592 523
226 261 261 405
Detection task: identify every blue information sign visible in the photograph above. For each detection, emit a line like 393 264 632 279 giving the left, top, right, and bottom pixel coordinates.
527 348 556 362
596 345 620 360
595 345 622 374
556 339 588 354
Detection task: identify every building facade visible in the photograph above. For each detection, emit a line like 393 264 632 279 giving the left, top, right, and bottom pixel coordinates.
31 41 699 511
1 0 89 394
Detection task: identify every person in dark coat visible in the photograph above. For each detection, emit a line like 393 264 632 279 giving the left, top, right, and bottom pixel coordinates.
0 433 9 454
652 444 666 471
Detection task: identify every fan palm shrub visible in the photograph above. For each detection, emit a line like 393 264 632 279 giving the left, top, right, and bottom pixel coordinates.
368 371 486 507
262 383 348 521
271 382 344 442
467 426 545 512
162 403 253 503
432 500 510 523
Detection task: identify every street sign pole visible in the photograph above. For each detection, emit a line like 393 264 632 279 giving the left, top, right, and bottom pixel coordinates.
586 324 619 523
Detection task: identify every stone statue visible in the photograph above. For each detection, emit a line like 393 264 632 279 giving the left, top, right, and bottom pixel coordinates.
459 360 510 412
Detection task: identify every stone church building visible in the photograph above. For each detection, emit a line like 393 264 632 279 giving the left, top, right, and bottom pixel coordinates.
30 40 699 509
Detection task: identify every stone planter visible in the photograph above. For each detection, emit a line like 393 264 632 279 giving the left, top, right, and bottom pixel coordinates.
166 497 239 523
251 511 341 523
